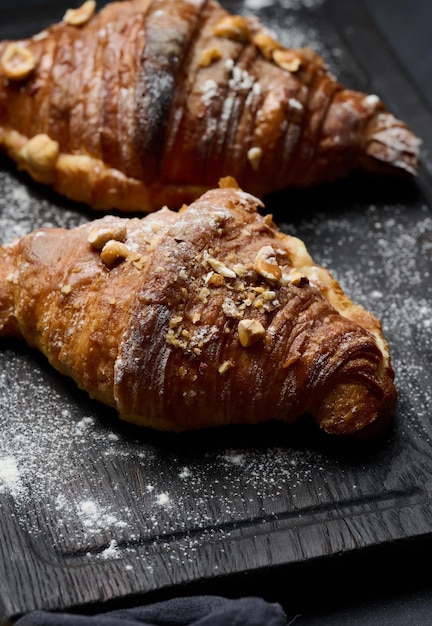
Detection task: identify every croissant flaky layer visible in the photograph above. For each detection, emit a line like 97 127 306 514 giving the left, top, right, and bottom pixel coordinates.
0 180 396 436
0 0 420 212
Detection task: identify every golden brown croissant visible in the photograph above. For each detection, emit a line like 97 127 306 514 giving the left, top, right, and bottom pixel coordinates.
0 179 396 436
0 0 420 213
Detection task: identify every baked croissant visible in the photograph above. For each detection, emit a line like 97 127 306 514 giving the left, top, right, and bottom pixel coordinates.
0 180 396 436
0 0 420 213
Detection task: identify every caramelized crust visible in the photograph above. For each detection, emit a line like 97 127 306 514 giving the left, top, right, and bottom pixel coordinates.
0 181 396 436
0 0 420 212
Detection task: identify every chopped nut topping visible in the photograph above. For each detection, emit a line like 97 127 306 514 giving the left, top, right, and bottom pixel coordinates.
61 284 72 295
254 245 282 282
131 255 147 271
272 50 302 73
232 263 249 278
285 268 309 287
213 15 250 42
198 287 210 304
207 257 236 278
247 146 263 171
219 176 240 190
178 365 188 378
238 319 265 348
261 290 277 301
165 330 182 349
0 43 35 81
199 46 222 67
252 31 281 59
222 298 244 319
18 134 60 182
87 223 127 249
169 315 183 329
252 287 277 310
64 0 96 26
178 268 188 281
364 94 380 109
207 273 225 287
100 240 130 268
218 360 234 375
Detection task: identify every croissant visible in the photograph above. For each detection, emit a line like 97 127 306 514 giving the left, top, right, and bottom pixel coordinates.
0 180 396 436
0 0 420 213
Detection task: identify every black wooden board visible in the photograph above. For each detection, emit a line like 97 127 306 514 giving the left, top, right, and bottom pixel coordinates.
1 0 432 620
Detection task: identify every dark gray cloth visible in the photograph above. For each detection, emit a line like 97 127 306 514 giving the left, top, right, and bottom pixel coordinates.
15 596 289 626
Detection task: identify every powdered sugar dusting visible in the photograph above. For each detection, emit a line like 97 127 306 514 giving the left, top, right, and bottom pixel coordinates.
0 338 347 565
0 164 89 245
279 197 432 440
0 1 430 601
244 0 324 10
0 457 23 498
1 158 432 576
238 0 332 64
1 173 432 612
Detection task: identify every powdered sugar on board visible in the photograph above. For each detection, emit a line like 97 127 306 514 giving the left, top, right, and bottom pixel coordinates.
233 0 342 69
1 168 432 571
0 344 335 559
0 0 358 553
278 197 432 442
244 0 324 10
0 2 431 587
0 162 89 245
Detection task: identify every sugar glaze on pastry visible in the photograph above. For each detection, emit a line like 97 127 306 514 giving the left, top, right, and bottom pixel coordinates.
0 180 396 436
0 0 420 212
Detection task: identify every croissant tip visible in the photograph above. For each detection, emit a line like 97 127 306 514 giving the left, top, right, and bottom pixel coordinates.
363 114 421 177
313 378 397 439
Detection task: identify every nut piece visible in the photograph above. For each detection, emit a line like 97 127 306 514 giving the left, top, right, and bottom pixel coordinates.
285 268 309 287
254 246 282 282
213 15 251 42
252 31 281 60
18 134 60 183
64 0 96 26
207 273 225 287
100 240 130 268
199 47 222 68
247 146 263 171
272 49 302 73
88 223 127 249
238 319 266 348
207 257 236 278
0 43 35 81
219 175 240 190
218 360 234 375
